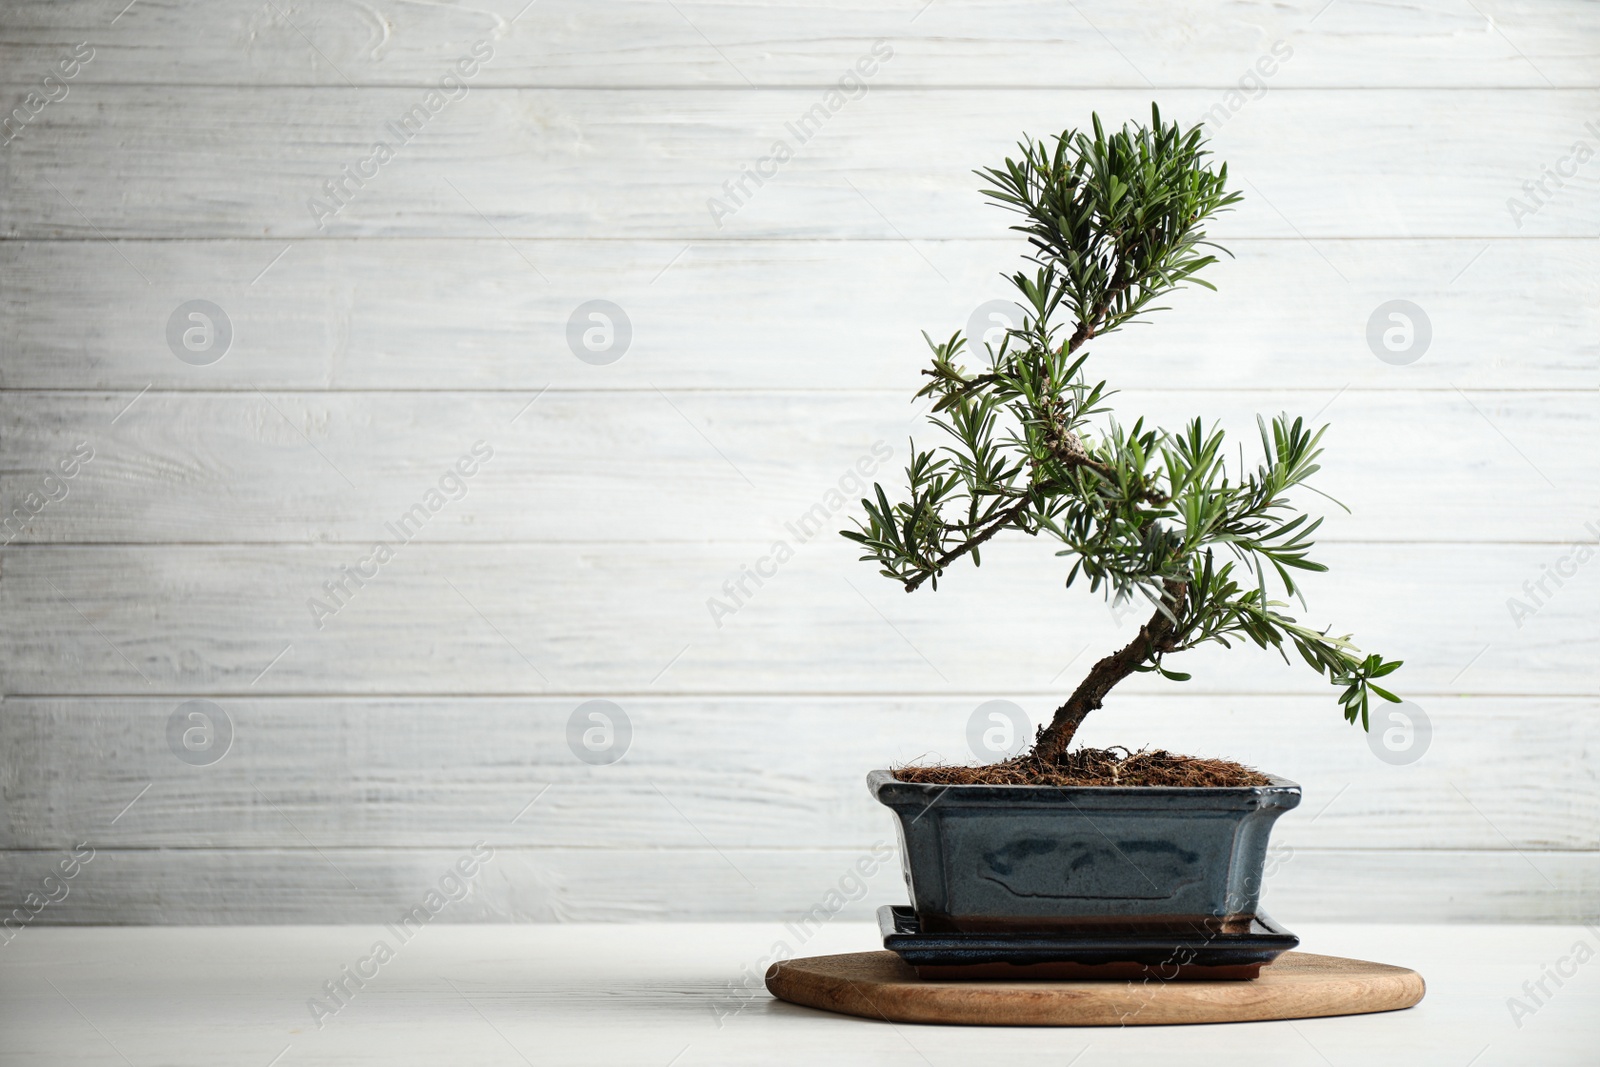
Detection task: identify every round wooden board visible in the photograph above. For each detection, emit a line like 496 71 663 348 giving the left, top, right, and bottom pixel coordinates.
767 950 1424 1027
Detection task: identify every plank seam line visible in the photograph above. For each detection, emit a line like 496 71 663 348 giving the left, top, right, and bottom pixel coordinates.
1 82 1597 91
4 691 1596 701
4 235 1597 243
3 387 1593 395
1 846 1595 855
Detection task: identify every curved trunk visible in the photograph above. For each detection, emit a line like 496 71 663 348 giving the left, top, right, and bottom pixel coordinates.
1032 580 1188 762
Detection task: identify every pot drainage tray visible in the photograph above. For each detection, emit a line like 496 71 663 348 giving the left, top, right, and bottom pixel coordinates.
878 904 1299 980
769 948 1425 1023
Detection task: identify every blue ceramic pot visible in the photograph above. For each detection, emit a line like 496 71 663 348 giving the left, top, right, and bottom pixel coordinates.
869 769 1300 933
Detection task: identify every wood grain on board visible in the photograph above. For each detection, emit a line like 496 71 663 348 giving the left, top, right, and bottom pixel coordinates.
0 238 1593 392
0 388 1588 544
2 696 1593 851
2 0 1595 87
766 950 1427 1026
5 89 1597 239
0 845 1592 924
0 541 1591 697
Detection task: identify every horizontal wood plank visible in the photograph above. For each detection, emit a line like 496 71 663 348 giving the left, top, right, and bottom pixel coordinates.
2 238 1593 392
0 541 1592 696
1 695 1593 851
1 845 1592 923
0 388 1589 544
5 88 1597 239
2 0 1595 88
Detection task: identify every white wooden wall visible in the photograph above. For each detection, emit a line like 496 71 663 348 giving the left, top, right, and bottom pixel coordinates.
1 0 1595 925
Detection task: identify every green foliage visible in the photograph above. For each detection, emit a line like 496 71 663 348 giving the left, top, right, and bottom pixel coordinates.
841 104 1401 738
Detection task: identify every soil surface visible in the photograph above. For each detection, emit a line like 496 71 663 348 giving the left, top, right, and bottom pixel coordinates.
892 747 1272 788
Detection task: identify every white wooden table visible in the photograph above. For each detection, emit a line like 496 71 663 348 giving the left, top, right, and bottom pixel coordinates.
2 922 1595 1066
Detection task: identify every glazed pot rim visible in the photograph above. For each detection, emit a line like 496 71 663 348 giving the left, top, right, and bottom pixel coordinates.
867 767 1302 799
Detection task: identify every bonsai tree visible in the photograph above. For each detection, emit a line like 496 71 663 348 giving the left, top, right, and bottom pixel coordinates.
843 105 1401 771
